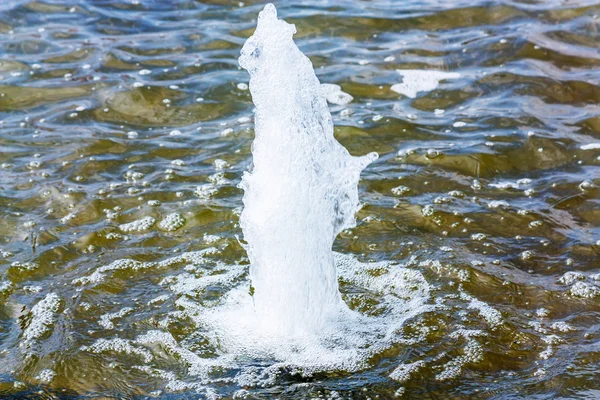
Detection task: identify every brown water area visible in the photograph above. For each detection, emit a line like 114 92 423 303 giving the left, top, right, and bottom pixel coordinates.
0 0 599 399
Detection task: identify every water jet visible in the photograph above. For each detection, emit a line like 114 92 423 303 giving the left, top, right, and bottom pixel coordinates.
238 3 378 336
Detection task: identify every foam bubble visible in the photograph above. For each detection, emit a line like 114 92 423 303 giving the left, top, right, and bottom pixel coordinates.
21 293 61 346
569 282 600 298
35 369 56 383
461 292 502 329
82 338 153 363
73 248 218 286
436 335 484 381
119 216 156 233
559 271 585 285
158 213 185 231
320 83 353 105
389 361 425 382
163 253 432 381
391 70 460 98
550 321 574 332
99 307 134 330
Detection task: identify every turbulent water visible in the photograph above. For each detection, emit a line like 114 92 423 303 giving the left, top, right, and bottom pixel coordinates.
0 0 600 399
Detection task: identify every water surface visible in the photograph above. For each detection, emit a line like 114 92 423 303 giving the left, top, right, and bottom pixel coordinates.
1 0 600 398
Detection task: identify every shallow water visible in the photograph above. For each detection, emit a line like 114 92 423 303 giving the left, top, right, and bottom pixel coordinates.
0 0 599 399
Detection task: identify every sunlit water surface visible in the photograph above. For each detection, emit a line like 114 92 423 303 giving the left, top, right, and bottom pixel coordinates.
0 0 599 399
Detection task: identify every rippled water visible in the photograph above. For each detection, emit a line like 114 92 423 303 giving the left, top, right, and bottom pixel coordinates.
1 0 600 398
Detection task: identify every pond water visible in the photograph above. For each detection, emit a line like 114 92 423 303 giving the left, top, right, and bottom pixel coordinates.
0 0 599 399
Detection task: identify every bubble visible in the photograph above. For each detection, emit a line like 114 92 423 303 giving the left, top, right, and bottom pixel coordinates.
426 149 441 158
82 338 153 363
158 213 185 232
422 205 435 216
579 180 596 191
391 185 410 195
535 308 550 318
99 307 134 330
389 361 425 382
119 216 156 233
21 293 61 345
550 321 573 332
529 220 543 228
520 251 534 260
488 200 509 209
569 282 600 298
558 271 585 285
471 233 488 241
35 369 56 383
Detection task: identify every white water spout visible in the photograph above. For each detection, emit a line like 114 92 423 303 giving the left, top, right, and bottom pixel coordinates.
238 3 378 336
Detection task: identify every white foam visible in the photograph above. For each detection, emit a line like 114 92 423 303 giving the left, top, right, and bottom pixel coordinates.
488 200 510 209
162 265 245 296
569 281 600 298
320 83 353 105
436 336 484 381
461 292 502 328
21 293 61 346
170 252 431 379
35 369 56 383
99 307 133 330
119 216 156 233
536 308 550 318
391 185 411 195
213 159 230 170
389 360 425 382
82 338 153 363
581 143 600 150
158 213 185 231
148 294 169 305
76 251 516 391
550 321 574 332
489 181 519 189
72 248 218 286
194 184 218 200
391 70 460 98
10 261 39 271
471 233 488 241
73 259 149 285
559 271 585 285
77 252 425 390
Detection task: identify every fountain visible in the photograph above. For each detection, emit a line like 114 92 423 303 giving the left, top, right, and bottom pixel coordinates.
238 3 378 336
154 2 429 383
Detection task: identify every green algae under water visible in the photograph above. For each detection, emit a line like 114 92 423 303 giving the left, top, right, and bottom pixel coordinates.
0 0 600 399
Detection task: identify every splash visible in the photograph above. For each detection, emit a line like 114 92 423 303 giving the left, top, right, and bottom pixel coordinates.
238 3 378 335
